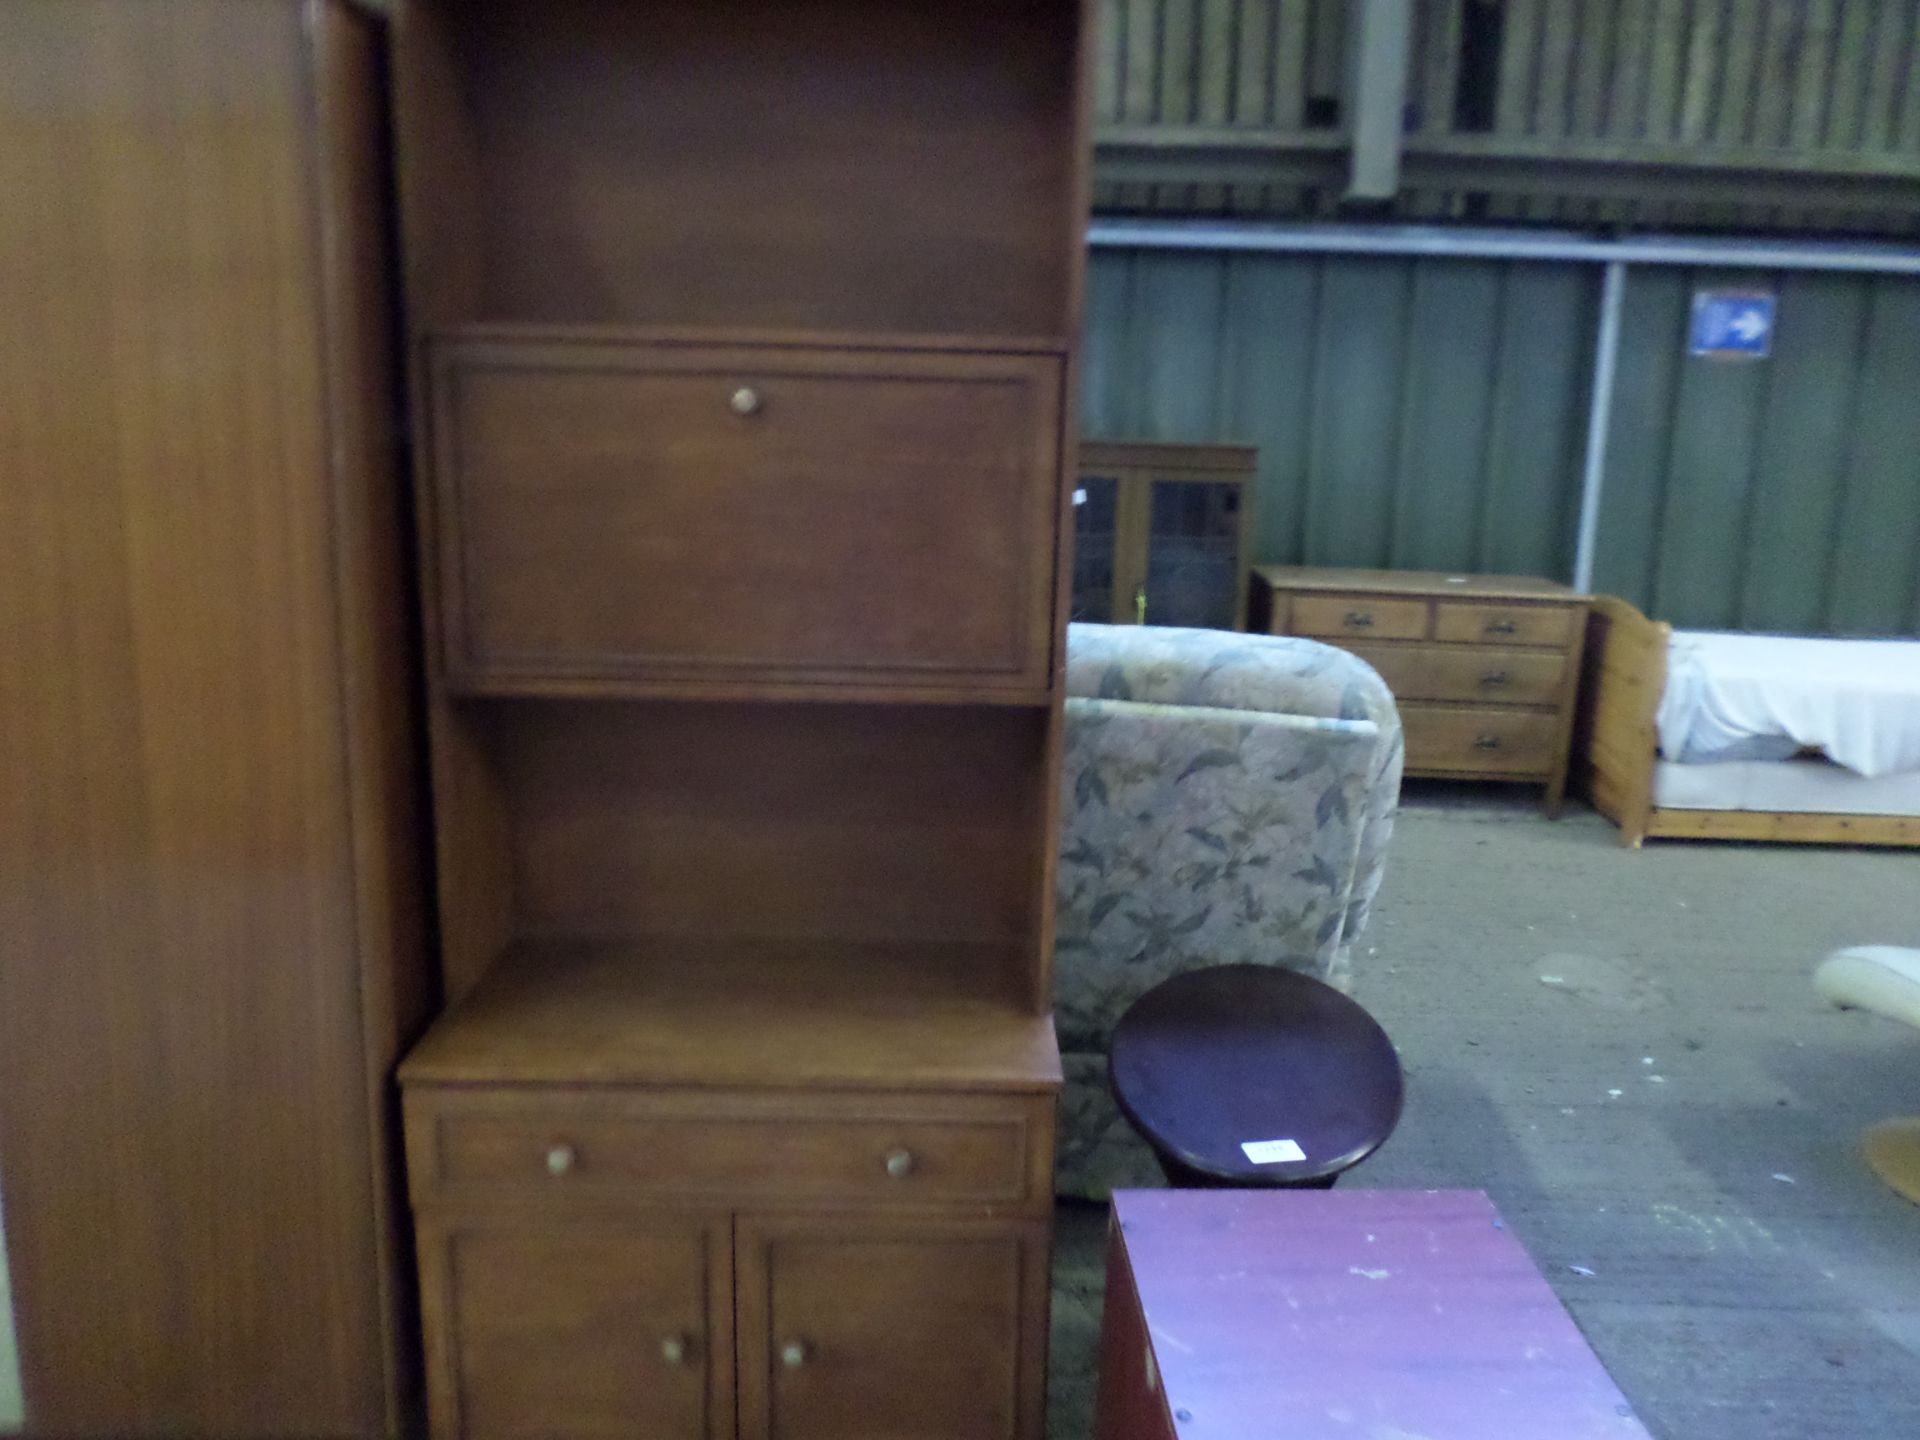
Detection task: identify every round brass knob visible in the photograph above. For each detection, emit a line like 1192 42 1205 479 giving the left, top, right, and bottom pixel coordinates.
730 386 762 417
780 1339 808 1369
661 1334 688 1366
545 1143 576 1177
884 1148 916 1179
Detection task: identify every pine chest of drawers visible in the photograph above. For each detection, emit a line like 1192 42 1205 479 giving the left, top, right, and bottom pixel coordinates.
1253 567 1589 814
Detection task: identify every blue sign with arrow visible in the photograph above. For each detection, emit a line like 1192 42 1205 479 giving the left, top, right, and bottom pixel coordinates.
1690 289 1776 359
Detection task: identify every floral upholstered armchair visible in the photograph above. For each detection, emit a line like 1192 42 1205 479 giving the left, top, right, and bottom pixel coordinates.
1053 623 1403 1197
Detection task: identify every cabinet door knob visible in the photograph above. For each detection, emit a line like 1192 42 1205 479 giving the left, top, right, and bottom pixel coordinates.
1485 618 1518 635
1474 735 1503 751
1479 670 1511 687
780 1340 809 1369
884 1148 916 1179
730 385 763 417
661 1334 689 1366
545 1143 576 1176
1344 611 1374 628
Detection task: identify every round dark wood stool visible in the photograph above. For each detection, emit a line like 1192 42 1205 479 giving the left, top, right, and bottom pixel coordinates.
1108 963 1404 1189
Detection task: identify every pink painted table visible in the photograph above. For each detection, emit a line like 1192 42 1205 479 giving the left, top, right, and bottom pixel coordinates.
1096 1189 1648 1440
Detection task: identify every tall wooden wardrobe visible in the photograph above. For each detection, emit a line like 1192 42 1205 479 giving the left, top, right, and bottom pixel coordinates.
387 1 1090 1437
0 3 426 1435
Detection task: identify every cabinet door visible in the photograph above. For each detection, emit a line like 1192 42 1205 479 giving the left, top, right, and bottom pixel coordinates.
737 1215 1048 1440
1070 473 1122 622
1142 478 1245 630
418 1214 732 1440
429 338 1063 696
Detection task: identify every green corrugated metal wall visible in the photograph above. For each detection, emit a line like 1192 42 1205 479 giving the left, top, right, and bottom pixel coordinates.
1083 247 1920 636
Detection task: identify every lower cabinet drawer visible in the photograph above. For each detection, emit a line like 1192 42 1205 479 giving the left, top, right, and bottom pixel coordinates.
1401 704 1562 776
1433 601 1576 648
1343 644 1569 707
1289 593 1430 641
408 1087 1047 1209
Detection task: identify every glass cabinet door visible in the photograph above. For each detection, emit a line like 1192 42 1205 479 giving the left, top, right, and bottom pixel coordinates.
1070 474 1120 623
1143 479 1242 629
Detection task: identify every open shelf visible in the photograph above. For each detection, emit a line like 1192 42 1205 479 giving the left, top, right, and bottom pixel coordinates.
397 0 1082 339
399 936 1059 1092
431 698 1057 1010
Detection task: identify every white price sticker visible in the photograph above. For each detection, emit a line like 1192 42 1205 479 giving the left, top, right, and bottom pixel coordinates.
1240 1138 1306 1164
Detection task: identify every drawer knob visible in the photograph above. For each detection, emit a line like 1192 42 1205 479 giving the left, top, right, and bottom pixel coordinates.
1480 670 1511 688
1474 735 1503 751
545 1143 577 1177
1485 618 1518 635
729 385 763 417
661 1334 689 1366
1343 611 1374 628
780 1340 809 1369
884 1148 916 1179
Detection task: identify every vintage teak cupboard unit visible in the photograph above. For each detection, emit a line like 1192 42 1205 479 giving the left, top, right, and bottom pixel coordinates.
1072 442 1257 631
388 2 1090 1437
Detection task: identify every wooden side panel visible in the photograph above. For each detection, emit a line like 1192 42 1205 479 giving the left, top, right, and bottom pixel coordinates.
311 2 434 1431
0 1 419 1433
1092 1219 1175 1440
1572 595 1669 846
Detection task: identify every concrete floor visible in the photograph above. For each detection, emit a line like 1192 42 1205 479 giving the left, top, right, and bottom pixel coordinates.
1049 789 1920 1439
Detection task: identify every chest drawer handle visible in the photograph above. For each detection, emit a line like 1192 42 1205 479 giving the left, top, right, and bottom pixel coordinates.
729 385 763 417
661 1334 689 1366
1479 670 1511 688
1485 618 1519 635
1474 735 1504 751
781 1340 810 1369
1343 611 1374 628
545 1143 577 1177
884 1148 916 1179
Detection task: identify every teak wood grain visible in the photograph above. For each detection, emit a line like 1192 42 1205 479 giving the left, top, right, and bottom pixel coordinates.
1434 601 1579 648
736 1215 1051 1440
480 699 1047 978
429 338 1063 695
1340 643 1570 708
394 0 1080 339
415 1212 734 1440
0 3 427 1434
407 1088 1053 1213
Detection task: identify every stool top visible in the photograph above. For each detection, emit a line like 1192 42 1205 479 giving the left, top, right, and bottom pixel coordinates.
1109 964 1403 1185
